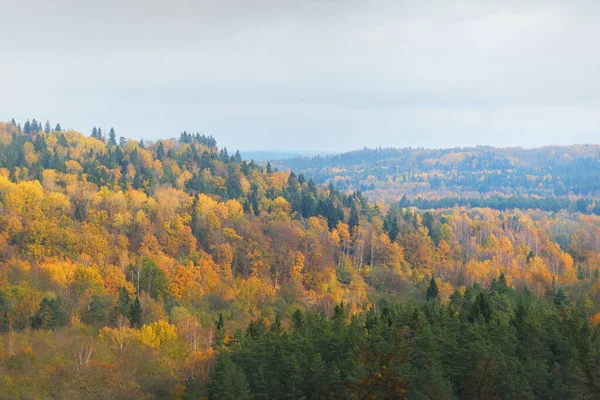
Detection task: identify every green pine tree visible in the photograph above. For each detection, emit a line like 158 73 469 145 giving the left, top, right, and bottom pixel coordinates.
30 297 67 329
208 356 252 400
108 127 117 147
130 296 142 327
426 276 439 301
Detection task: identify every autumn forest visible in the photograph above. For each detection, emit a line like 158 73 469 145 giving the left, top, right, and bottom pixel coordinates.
1 119 600 399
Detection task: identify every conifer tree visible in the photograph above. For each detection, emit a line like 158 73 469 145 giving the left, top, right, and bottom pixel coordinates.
214 313 226 347
0 312 9 333
156 141 165 161
30 298 67 329
115 287 131 318
208 355 252 400
348 204 359 231
426 276 439 301
130 296 142 327
108 127 117 146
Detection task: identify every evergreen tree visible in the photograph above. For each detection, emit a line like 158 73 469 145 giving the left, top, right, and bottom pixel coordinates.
54 123 62 131
399 194 410 208
234 150 242 163
130 296 142 327
108 127 117 146
298 172 306 185
207 355 252 400
292 308 304 329
348 204 359 231
115 287 131 318
83 294 110 325
554 287 568 307
470 292 492 323
426 276 439 301
44 120 51 133
0 292 9 333
214 313 226 347
156 141 165 161
182 376 205 399
0 312 9 333
30 297 67 329
0 290 8 314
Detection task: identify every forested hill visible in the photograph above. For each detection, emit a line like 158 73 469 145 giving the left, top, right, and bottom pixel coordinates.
2 119 600 398
273 145 600 203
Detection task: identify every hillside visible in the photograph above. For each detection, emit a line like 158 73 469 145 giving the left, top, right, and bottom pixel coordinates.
1 119 600 398
273 146 600 204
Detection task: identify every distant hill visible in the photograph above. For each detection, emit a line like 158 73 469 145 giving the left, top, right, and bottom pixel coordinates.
273 145 600 204
241 150 333 162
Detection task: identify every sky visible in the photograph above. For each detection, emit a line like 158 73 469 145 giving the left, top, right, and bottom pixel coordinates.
1 0 599 152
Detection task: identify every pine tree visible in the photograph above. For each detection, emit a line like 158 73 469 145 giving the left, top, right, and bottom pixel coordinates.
234 150 242 163
207 355 252 400
130 296 142 327
0 292 9 332
214 313 226 347
115 287 131 318
108 127 117 146
54 123 62 131
266 161 272 174
44 120 51 133
498 273 508 289
298 173 306 185
30 297 67 329
0 290 7 313
182 376 205 399
0 313 9 333
270 315 282 336
83 295 110 326
292 308 304 329
426 276 439 301
156 141 165 161
348 205 359 231
92 127 98 138
470 292 492 323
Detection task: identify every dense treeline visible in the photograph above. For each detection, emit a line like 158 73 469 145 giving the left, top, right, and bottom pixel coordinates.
1 119 600 397
202 281 600 399
404 195 600 215
274 146 600 203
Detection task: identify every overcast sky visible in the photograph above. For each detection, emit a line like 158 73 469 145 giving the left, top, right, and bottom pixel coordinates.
1 0 599 152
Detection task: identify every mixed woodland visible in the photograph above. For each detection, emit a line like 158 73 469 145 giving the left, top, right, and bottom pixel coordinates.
1 119 600 398
274 146 600 205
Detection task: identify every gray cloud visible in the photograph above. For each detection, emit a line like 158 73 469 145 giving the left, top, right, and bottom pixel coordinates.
1 0 599 151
